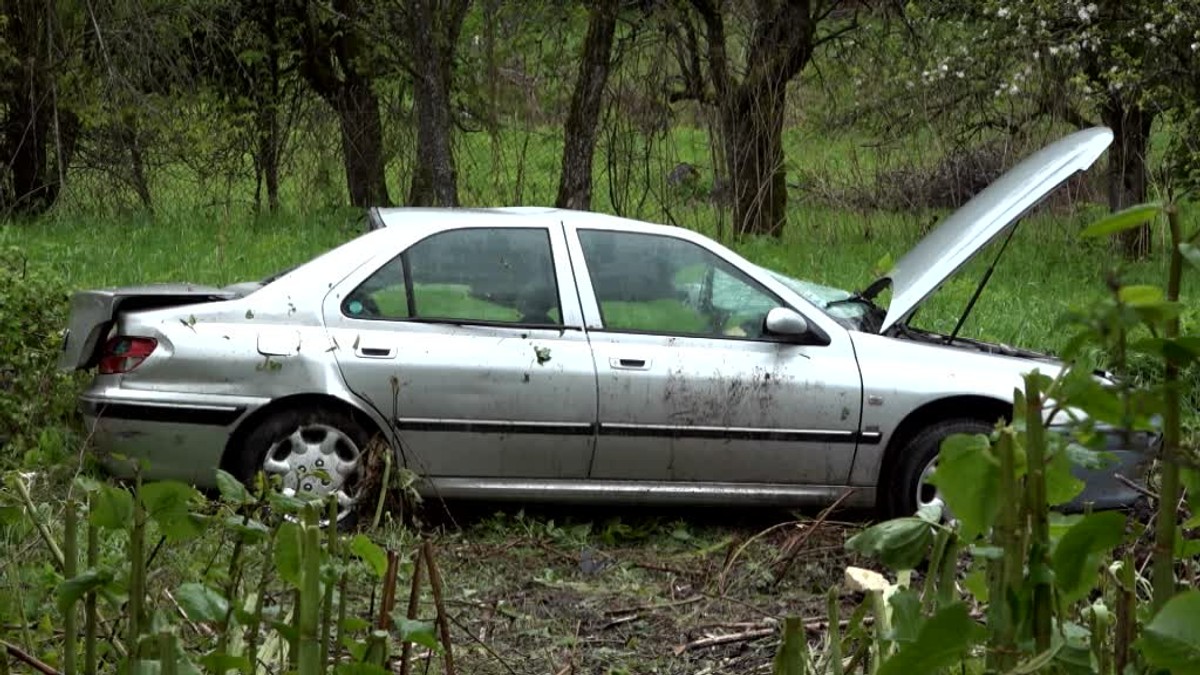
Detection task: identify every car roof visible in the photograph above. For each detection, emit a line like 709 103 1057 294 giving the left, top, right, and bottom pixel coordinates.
370 206 686 237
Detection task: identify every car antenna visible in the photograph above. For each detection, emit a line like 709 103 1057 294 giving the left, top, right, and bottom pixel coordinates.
946 224 1018 346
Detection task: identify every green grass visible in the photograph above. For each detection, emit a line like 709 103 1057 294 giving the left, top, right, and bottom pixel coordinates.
3 194 1183 358
1 122 1191 362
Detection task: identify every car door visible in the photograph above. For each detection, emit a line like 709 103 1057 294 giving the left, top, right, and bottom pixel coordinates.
567 226 866 485
322 223 598 479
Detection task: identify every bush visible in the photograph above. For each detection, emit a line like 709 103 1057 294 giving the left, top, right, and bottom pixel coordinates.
0 246 84 468
797 140 1103 213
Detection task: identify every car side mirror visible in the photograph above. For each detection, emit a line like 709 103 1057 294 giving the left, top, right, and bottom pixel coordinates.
763 307 809 338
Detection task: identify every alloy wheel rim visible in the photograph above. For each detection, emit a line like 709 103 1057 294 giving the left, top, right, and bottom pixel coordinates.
916 456 946 516
262 424 362 520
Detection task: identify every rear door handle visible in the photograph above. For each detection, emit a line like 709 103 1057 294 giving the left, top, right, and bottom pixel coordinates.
356 345 396 359
610 357 650 370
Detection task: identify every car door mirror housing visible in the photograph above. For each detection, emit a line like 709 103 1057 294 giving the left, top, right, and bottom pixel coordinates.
764 307 809 337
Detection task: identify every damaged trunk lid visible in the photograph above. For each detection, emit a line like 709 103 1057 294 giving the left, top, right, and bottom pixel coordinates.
58 284 240 370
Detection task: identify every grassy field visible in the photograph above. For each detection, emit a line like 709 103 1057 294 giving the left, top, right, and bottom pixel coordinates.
2 182 1179 357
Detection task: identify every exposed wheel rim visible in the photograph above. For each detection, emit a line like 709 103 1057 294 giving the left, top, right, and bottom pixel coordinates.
916 456 946 516
262 423 362 520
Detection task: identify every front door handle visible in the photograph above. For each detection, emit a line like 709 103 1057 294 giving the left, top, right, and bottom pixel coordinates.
610 357 651 370
356 345 396 359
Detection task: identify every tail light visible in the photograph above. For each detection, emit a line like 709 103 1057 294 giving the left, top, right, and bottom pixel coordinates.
99 337 158 374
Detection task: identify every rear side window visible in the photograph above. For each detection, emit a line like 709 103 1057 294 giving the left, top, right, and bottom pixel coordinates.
343 228 563 326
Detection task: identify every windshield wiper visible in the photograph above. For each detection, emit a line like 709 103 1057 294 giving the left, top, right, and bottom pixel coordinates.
824 294 873 310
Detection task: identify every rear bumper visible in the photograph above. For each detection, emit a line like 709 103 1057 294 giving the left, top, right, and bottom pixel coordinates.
1064 428 1157 511
80 387 267 488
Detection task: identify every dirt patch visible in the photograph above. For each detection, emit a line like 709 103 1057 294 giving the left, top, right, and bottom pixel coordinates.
397 506 868 674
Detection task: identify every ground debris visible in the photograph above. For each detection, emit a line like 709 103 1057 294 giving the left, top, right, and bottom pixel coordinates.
416 506 865 673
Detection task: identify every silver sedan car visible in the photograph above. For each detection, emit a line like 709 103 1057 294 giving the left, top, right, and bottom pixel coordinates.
60 127 1153 521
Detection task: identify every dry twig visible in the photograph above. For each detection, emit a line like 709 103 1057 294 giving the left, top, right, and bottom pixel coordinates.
3 639 62 675
772 488 856 586
673 627 775 655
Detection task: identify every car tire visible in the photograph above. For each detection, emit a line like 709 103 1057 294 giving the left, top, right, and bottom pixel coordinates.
234 405 374 528
884 418 994 520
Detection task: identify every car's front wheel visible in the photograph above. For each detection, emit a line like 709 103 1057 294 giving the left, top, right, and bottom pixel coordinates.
885 418 993 520
235 405 373 527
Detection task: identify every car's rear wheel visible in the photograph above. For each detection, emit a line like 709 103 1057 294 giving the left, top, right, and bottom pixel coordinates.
235 406 372 527
885 418 993 520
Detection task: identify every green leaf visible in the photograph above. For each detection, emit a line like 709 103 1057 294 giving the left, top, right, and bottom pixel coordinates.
772 616 807 675
89 484 133 530
215 470 253 506
350 534 389 578
1063 442 1110 471
1118 285 1165 308
140 481 206 541
267 489 306 513
1081 203 1161 238
968 545 1004 560
0 505 19 525
275 520 302 588
1179 242 1200 271
927 433 997 540
129 660 161 675
845 517 935 571
334 664 391 675
1045 443 1086 506
223 515 270 544
57 569 114 614
1058 372 1125 427
394 616 440 651
1053 511 1126 603
877 603 984 675
1136 336 1200 367
341 616 371 633
887 589 924 643
1010 646 1062 674
962 567 989 603
175 583 230 624
1138 590 1200 673
73 475 104 493
1183 468 1200 515
197 654 251 674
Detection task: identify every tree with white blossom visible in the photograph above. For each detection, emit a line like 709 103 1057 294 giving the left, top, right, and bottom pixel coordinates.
851 0 1200 257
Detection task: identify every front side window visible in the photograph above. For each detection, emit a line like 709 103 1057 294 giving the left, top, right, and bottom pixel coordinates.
578 229 781 338
343 228 562 326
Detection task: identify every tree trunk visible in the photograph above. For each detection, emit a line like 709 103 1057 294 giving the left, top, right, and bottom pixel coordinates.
408 65 459 206
259 0 281 212
254 100 281 213
294 0 391 208
121 117 153 212
1 0 63 217
688 0 818 239
335 82 391 208
4 91 52 216
556 0 619 211
1102 96 1154 259
722 82 788 237
406 0 467 207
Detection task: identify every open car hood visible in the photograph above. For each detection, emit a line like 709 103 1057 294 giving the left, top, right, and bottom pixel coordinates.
869 127 1113 333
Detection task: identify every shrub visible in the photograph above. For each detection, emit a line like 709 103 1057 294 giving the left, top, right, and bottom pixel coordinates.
0 246 84 468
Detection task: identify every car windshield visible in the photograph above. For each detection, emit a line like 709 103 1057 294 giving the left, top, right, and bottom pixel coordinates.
759 268 877 331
